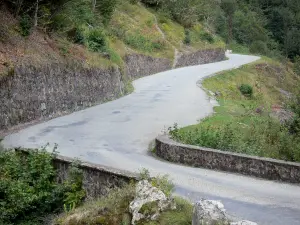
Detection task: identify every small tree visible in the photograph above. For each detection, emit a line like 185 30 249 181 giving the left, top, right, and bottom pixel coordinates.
221 0 237 43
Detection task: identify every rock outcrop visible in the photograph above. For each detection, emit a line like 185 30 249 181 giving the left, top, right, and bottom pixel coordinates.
129 180 175 224
192 199 227 225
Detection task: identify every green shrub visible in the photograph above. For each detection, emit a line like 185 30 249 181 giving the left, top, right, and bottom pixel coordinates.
96 0 118 25
56 183 136 225
139 168 151 180
169 117 300 162
227 41 250 54
0 147 85 224
239 84 253 97
287 93 300 135
19 15 32 37
51 0 94 32
0 147 60 223
250 40 268 55
67 28 85 44
74 28 85 44
200 31 214 43
125 33 163 52
138 168 174 197
294 55 300 76
86 28 108 52
151 175 174 197
130 0 139 4
63 162 86 212
184 29 191 45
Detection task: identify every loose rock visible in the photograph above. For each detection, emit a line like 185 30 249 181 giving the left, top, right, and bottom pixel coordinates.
192 199 227 225
129 180 175 225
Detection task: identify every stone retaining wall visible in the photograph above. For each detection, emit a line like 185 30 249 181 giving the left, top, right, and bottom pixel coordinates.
0 63 123 131
54 154 138 199
0 49 225 133
17 149 138 199
175 48 225 68
155 135 300 183
125 54 172 79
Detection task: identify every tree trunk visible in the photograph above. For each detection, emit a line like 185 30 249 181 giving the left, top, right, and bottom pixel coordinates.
92 0 96 12
34 0 39 27
228 15 233 43
15 0 23 17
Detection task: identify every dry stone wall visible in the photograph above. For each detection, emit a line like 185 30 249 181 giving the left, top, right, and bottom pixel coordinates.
156 135 300 183
175 48 225 68
125 54 172 79
0 49 225 133
0 63 122 131
53 154 138 199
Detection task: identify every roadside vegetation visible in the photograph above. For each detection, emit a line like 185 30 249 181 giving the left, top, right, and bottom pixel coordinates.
56 169 193 225
0 0 226 79
170 58 300 162
0 146 194 225
0 146 86 225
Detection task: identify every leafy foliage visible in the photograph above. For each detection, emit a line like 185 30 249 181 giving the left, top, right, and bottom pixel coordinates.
294 56 300 76
86 28 108 52
287 93 300 135
56 173 189 225
169 60 300 162
125 33 164 52
169 117 300 162
183 29 191 45
239 84 253 97
138 168 174 197
19 15 32 37
63 162 86 212
0 147 85 224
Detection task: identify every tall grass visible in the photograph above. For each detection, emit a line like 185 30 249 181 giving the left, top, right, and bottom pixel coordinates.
169 59 300 162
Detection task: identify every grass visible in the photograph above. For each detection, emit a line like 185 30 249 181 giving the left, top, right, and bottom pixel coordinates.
189 24 225 50
109 1 174 60
227 41 250 54
55 175 192 225
170 58 300 162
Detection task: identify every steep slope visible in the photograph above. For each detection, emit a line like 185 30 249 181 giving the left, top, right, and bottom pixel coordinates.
0 1 226 133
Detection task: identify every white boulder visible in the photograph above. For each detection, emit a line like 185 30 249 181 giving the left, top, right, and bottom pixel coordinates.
192 199 227 225
129 180 175 224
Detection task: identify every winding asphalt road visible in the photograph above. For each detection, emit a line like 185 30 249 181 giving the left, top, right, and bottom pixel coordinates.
3 54 300 224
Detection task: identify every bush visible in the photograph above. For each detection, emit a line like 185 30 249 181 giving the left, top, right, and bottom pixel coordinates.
294 55 300 76
56 174 191 225
86 28 108 52
0 147 85 224
19 15 32 37
239 84 253 97
125 33 164 52
74 28 85 44
169 117 300 162
287 93 300 135
130 0 140 4
96 0 118 25
200 31 214 43
67 27 85 44
184 29 191 45
249 40 268 55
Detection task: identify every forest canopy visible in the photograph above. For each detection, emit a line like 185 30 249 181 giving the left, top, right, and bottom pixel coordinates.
3 0 300 60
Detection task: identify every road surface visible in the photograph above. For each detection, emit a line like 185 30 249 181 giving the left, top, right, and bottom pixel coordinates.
3 54 300 224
